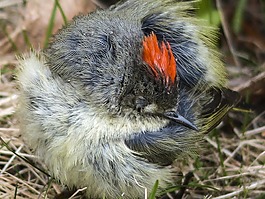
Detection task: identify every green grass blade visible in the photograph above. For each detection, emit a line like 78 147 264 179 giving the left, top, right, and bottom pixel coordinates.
22 29 33 49
44 0 57 48
149 180 159 199
55 0 68 25
233 0 247 34
3 27 18 53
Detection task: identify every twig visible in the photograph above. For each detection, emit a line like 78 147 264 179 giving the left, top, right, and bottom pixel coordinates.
68 187 87 199
0 0 23 8
1 144 23 174
244 125 265 137
0 94 18 106
175 172 194 199
0 137 51 177
216 0 241 67
212 179 265 199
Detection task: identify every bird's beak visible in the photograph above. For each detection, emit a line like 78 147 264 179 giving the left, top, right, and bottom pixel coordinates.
163 111 199 131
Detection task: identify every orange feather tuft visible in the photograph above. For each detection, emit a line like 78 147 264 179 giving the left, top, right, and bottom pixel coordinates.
142 32 177 86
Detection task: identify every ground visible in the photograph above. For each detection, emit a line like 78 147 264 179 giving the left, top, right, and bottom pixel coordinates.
0 0 265 198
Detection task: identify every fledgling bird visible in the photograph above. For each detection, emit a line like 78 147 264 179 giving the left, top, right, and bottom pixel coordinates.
17 0 240 198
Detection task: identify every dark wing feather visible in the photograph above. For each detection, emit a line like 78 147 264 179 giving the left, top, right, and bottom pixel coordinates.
125 87 241 166
201 87 241 133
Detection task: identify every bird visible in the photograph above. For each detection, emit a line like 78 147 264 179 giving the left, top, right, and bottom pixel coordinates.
17 0 240 198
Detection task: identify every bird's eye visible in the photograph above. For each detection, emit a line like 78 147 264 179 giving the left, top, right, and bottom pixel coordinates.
135 96 148 113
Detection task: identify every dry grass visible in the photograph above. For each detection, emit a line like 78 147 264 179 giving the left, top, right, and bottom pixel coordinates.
0 0 265 198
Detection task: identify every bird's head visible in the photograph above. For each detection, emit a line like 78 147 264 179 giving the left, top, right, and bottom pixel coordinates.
45 10 198 131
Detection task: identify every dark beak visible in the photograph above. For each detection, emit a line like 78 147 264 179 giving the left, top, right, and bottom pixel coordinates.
163 111 199 131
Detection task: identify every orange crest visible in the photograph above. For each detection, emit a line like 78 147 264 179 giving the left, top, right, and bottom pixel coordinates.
142 32 177 86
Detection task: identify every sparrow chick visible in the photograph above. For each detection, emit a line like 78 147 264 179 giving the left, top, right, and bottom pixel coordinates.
17 0 240 198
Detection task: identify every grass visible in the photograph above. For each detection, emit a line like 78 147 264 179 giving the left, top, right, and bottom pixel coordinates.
0 0 265 198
